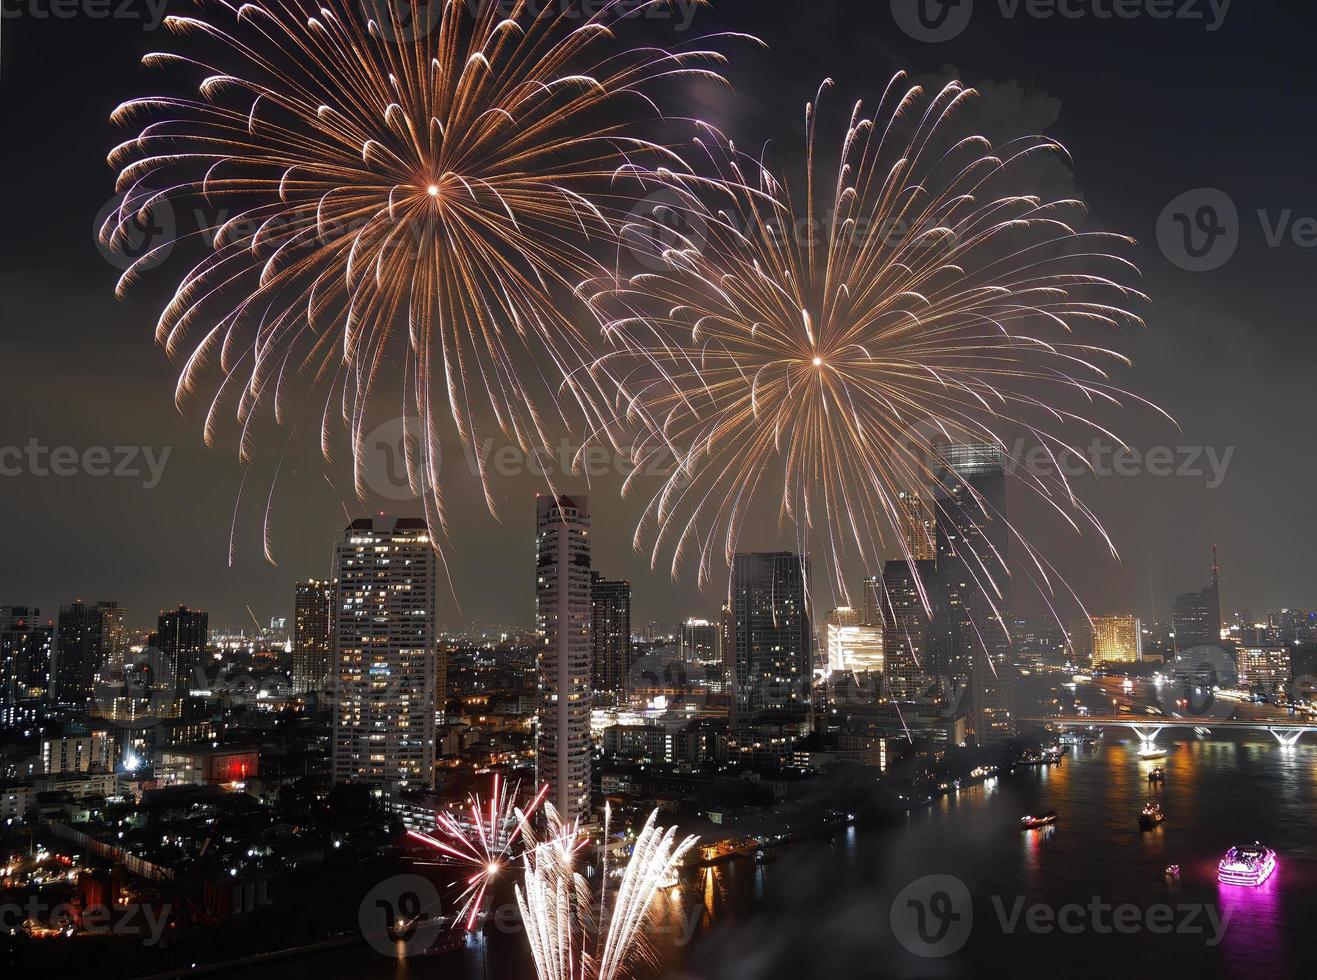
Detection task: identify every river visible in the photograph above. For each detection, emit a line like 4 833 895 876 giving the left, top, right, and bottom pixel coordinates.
237 732 1316 979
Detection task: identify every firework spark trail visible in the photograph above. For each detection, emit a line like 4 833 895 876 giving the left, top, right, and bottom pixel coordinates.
103 0 744 559
587 73 1171 624
407 775 549 930
516 805 696 980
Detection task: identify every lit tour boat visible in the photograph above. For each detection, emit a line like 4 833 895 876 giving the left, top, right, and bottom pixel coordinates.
1147 767 1166 783
1217 843 1277 887
1021 809 1058 830
1165 864 1181 878
1139 802 1165 830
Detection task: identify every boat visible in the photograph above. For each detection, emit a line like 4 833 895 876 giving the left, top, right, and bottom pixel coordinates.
754 848 776 865
1218 843 1277 887
1165 864 1181 878
1021 810 1058 830
1148 767 1166 783
1139 802 1165 830
1137 746 1168 760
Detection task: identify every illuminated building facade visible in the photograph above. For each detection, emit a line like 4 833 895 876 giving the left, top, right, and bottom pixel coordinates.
0 606 52 707
535 495 593 822
590 572 631 694
1091 615 1143 664
331 516 438 792
156 605 209 695
292 579 335 694
53 600 124 706
730 552 813 727
1236 646 1292 694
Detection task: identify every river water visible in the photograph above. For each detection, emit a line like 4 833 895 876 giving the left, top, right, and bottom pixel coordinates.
243 732 1316 979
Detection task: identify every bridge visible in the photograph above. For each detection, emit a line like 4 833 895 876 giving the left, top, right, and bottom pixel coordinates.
1021 716 1317 747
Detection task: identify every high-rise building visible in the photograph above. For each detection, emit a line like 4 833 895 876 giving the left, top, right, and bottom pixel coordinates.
933 443 1015 742
1236 647 1291 694
292 579 335 694
832 624 884 675
878 560 936 700
897 490 937 561
1 607 52 706
535 495 593 822
729 552 813 727
679 618 720 666
331 517 438 792
1091 615 1143 664
861 576 883 627
1173 551 1222 652
824 606 883 675
53 601 123 706
157 606 209 696
590 573 631 694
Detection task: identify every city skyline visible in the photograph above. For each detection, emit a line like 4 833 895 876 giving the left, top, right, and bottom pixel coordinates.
6 6 1317 630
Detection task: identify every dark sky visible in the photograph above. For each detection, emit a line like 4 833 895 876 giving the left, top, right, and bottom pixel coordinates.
2 1 1315 631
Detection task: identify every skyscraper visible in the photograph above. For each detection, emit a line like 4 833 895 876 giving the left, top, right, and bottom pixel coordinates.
535 495 592 822
1173 551 1222 652
729 552 813 727
898 490 937 561
824 609 884 675
679 618 720 666
1 606 52 707
332 516 438 792
292 579 335 694
861 576 883 627
53 601 123 706
1091 615 1143 664
590 573 631 694
157 605 209 696
878 560 936 701
932 443 1015 742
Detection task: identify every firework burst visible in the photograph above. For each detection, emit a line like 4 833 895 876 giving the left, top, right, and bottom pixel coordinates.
516 805 697 980
103 0 742 556
407 775 549 930
590 73 1169 613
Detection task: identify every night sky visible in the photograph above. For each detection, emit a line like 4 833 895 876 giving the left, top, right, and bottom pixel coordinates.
2 1 1315 631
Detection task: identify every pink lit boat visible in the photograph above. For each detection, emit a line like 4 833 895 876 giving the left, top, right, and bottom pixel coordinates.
1217 843 1277 887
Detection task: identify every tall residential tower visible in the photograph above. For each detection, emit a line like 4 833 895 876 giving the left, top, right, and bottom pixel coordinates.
331 517 438 792
535 495 593 821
